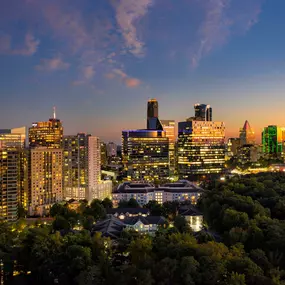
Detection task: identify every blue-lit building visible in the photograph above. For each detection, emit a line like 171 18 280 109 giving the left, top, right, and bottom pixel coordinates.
122 129 169 181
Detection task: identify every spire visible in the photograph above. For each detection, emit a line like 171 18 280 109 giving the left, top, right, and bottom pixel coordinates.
243 120 251 130
53 106 56 119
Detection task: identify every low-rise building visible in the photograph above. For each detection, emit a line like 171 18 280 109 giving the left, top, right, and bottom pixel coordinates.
179 206 203 232
107 208 150 219
112 180 203 207
124 216 167 234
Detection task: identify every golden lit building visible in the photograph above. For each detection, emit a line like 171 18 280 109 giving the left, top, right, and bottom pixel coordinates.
30 148 63 216
63 134 89 200
29 112 63 149
0 132 27 221
240 120 255 146
178 120 225 180
122 129 169 181
161 120 176 173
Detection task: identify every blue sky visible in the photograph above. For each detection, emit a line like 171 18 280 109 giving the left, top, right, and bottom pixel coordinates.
0 0 284 143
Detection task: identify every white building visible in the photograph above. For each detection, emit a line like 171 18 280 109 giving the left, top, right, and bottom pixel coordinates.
30 148 63 216
112 180 203 207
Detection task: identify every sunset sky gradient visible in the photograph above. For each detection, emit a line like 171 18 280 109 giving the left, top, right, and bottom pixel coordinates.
0 0 284 143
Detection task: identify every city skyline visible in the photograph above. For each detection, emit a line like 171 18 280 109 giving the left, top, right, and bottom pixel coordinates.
1 0 285 143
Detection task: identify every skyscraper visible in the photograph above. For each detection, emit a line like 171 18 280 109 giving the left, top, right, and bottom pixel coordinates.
178 105 225 180
107 142 117 157
147 98 158 119
0 133 24 221
0 130 28 220
262 126 285 156
29 110 63 149
63 134 89 200
147 98 163 130
194 104 212 121
30 148 63 216
161 120 176 173
122 129 169 181
240 120 255 146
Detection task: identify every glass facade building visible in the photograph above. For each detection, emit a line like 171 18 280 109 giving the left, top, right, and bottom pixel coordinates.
240 120 256 146
63 134 89 200
161 120 176 173
262 126 285 156
194 104 212 121
178 121 226 180
0 132 27 221
122 130 169 181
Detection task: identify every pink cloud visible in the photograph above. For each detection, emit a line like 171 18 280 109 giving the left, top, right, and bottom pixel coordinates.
0 33 39 56
83 66 95 80
36 56 70 71
124 77 141 88
113 0 153 57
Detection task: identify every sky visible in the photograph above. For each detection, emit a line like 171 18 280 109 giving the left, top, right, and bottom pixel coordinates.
0 0 285 144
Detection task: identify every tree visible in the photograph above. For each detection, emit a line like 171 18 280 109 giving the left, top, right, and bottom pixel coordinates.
101 198 113 209
173 215 192 234
52 215 71 231
226 272 246 285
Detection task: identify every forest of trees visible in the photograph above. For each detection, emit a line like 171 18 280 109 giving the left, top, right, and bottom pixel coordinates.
1 173 285 284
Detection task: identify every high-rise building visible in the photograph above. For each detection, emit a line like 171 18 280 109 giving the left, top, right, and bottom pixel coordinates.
0 131 28 220
147 98 158 119
29 111 63 149
88 136 102 199
161 120 176 173
178 119 225 180
107 142 117 157
194 104 212 121
63 134 89 200
262 126 285 156
100 141 107 167
147 98 163 130
227 138 241 157
30 148 63 216
122 129 169 181
240 120 255 146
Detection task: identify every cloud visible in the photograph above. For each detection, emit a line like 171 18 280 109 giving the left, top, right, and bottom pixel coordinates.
36 56 70 71
190 0 264 67
83 66 95 80
113 0 153 56
108 68 141 88
0 33 39 56
124 77 141 88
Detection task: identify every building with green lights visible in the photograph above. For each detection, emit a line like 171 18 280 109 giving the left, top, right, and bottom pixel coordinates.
262 126 285 156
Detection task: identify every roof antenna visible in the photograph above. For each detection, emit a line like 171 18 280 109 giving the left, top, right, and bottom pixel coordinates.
53 106 56 119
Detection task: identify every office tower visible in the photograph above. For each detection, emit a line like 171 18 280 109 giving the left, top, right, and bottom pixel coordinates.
63 134 89 200
237 144 260 165
100 141 107 167
122 129 169 181
0 132 27 221
107 142 117 157
262 126 285 156
147 98 158 119
194 104 212 121
161 120 176 173
29 110 63 149
240 120 255 146
147 98 163 130
178 120 225 180
30 148 63 216
0 127 26 147
227 138 241 157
